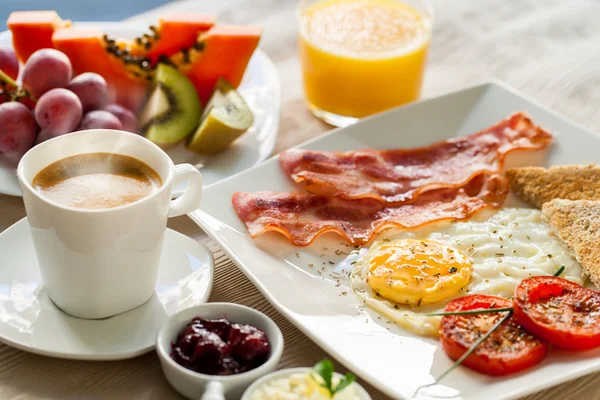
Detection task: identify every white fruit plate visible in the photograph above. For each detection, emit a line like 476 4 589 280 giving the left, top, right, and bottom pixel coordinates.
0 21 281 197
189 81 600 400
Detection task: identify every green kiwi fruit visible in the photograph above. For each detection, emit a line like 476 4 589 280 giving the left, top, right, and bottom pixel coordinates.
138 63 201 148
186 78 253 155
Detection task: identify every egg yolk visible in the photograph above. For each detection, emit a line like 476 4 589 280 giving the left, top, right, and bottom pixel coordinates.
367 239 472 306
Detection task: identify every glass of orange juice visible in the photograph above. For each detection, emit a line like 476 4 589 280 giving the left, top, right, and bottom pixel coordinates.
298 0 433 126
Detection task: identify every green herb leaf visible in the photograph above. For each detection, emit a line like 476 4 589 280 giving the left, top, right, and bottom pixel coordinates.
332 372 356 395
313 359 334 395
554 265 565 277
312 359 356 397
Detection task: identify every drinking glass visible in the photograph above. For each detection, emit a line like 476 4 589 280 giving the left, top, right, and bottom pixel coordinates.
298 0 433 127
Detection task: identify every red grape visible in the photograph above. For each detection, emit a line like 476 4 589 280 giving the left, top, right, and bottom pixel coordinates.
0 90 9 105
17 96 36 110
0 102 37 167
35 88 82 137
67 73 108 112
22 49 72 99
0 48 19 81
104 104 137 133
35 129 59 146
78 110 123 131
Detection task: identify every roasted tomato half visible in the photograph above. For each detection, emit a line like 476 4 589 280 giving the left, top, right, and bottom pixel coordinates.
513 276 600 351
439 294 548 376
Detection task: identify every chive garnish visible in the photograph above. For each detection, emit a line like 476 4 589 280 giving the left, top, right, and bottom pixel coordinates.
425 307 513 317
554 265 565 277
425 266 565 318
436 311 513 382
415 311 513 396
416 263 565 395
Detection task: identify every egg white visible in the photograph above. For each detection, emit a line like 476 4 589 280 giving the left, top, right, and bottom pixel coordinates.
350 208 585 337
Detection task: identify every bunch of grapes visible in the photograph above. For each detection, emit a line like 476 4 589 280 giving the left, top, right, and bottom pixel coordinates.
0 48 138 167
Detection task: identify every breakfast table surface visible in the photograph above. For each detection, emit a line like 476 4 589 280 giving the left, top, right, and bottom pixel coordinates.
1 0 600 399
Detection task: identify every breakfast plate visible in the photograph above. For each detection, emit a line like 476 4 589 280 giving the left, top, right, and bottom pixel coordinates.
0 21 281 197
189 81 600 400
0 217 213 360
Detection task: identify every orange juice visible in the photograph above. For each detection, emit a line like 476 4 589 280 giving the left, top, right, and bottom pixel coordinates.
298 0 432 125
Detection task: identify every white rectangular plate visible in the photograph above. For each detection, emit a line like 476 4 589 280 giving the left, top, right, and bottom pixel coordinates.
189 81 600 400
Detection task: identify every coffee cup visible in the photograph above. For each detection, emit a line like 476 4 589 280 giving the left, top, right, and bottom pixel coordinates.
17 129 203 319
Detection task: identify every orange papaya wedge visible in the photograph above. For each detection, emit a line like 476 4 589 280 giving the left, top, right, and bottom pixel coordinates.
52 27 150 112
173 25 262 104
136 13 216 65
7 11 71 63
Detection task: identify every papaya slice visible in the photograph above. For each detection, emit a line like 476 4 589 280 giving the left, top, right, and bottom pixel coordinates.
7 11 71 63
11 11 259 112
172 25 262 104
52 27 150 112
134 13 216 65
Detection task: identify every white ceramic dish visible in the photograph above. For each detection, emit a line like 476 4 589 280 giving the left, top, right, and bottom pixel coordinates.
156 302 284 400
0 217 213 360
189 81 600 400
242 367 372 400
0 21 281 197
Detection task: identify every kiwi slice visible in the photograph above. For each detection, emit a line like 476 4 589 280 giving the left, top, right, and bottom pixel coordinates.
186 78 253 155
139 63 201 147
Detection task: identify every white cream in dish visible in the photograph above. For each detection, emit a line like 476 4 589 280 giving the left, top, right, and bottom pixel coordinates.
350 208 585 336
247 371 361 400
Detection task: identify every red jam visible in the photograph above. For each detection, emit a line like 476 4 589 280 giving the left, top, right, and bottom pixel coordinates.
170 317 271 375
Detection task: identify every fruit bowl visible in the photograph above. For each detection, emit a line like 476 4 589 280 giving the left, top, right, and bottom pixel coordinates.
0 21 280 197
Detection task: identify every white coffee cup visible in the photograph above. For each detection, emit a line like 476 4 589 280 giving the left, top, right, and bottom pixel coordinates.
17 129 203 319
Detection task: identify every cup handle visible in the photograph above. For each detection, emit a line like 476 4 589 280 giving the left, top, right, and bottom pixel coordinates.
200 381 225 400
168 164 203 218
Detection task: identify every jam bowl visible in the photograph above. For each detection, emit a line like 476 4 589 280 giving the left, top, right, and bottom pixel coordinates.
156 302 284 400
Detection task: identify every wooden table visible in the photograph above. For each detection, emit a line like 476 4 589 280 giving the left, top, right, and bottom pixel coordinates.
1 0 600 398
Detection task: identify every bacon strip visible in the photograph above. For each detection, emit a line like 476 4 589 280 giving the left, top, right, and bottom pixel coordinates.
232 174 509 247
280 112 552 203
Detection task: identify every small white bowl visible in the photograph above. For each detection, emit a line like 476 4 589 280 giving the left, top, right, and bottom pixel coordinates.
156 302 284 400
241 367 372 400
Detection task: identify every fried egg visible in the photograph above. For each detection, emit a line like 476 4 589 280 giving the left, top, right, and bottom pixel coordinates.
350 208 585 336
365 239 473 306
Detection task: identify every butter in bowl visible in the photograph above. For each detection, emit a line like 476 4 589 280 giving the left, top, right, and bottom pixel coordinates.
242 360 372 400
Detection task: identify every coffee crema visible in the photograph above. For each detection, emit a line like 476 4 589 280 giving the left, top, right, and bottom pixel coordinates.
32 153 162 209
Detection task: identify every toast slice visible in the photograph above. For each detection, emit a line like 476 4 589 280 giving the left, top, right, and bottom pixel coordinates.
506 164 600 208
542 199 600 287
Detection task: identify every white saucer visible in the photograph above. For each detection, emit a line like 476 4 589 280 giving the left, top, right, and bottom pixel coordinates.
0 217 214 360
